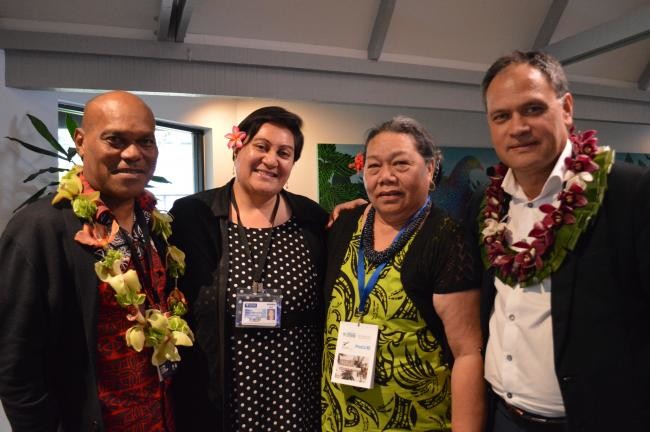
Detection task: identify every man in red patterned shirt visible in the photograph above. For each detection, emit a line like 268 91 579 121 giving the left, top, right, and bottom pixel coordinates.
0 91 179 431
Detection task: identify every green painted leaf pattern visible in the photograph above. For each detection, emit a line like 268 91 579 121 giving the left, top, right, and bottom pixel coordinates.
321 217 452 431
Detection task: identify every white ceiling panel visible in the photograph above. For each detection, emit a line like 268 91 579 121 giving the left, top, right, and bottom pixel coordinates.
187 0 378 50
383 0 551 63
552 0 650 41
0 0 160 29
0 0 648 95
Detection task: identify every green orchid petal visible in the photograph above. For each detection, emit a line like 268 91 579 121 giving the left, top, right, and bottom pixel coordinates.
152 210 173 240
98 249 124 272
134 293 147 306
151 340 180 366
125 325 146 352
72 195 98 220
167 315 184 331
122 269 142 293
146 309 169 331
172 331 193 347
171 302 187 317
52 172 83 204
166 245 186 278
167 316 194 341
95 268 142 302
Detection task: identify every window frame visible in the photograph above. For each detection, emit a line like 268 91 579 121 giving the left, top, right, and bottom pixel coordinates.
58 102 205 194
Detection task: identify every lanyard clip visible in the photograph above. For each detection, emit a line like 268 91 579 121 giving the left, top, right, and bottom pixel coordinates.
252 281 263 294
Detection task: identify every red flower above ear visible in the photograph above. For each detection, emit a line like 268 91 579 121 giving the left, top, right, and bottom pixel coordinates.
349 152 364 173
225 126 247 150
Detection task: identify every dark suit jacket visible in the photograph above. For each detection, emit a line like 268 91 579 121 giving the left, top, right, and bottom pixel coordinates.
0 197 104 431
480 162 650 431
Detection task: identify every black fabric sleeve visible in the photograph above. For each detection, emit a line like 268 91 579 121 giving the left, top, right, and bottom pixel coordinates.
0 205 61 431
404 209 481 297
635 168 650 300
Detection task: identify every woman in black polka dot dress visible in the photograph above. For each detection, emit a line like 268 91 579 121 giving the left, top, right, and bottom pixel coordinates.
170 107 328 432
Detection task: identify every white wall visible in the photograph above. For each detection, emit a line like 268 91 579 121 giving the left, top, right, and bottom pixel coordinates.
56 91 650 207
0 50 58 232
57 92 495 202
0 47 56 431
0 45 57 432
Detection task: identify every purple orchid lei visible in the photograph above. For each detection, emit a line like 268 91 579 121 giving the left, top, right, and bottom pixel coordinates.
479 129 614 287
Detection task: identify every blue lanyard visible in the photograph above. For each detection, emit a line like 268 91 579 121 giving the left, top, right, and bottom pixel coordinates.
356 196 430 315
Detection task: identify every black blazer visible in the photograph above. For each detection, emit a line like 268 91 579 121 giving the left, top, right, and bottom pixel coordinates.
0 197 104 431
169 179 329 432
480 163 650 431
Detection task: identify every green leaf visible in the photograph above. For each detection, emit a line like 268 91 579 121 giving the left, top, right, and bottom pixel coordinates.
65 113 77 142
26 114 67 156
13 181 59 213
319 183 365 213
317 144 365 212
66 147 77 160
151 175 171 184
23 167 68 183
5 136 70 161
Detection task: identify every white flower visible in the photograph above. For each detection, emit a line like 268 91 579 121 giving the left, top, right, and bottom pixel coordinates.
564 170 593 190
482 218 507 238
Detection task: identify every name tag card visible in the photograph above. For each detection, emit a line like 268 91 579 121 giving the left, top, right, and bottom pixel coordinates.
235 289 282 328
331 321 378 389
241 300 279 327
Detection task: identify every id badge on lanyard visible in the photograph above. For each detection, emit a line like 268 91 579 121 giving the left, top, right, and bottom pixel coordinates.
231 188 283 329
235 284 282 328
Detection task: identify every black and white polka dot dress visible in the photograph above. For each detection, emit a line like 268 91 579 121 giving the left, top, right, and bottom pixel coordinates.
225 217 321 431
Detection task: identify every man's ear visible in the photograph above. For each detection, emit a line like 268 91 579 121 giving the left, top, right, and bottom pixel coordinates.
74 128 85 159
561 92 574 129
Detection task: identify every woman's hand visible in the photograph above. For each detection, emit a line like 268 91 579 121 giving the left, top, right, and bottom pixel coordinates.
327 198 368 228
434 289 485 432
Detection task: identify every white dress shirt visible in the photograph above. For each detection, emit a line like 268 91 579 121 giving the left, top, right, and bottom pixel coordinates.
484 140 573 417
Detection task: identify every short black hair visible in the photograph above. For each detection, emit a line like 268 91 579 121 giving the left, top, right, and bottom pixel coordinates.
482 50 569 105
237 106 304 161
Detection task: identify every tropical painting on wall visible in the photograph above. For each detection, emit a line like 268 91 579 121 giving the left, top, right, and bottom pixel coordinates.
317 143 498 221
318 143 650 220
317 143 367 213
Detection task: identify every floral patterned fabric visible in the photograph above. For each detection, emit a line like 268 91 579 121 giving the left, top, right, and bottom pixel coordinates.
321 218 451 432
96 223 174 432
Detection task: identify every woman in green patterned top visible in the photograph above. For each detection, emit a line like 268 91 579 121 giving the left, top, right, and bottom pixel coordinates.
321 116 484 431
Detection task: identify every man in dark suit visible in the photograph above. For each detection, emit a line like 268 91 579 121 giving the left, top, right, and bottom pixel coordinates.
479 51 650 432
0 91 186 431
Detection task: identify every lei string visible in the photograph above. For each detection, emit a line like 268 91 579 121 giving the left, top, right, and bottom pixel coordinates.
479 129 615 287
52 166 194 367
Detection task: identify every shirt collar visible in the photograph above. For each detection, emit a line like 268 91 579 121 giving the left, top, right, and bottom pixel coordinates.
501 139 572 202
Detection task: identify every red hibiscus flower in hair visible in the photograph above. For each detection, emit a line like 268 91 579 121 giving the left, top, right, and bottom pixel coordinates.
349 152 364 174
